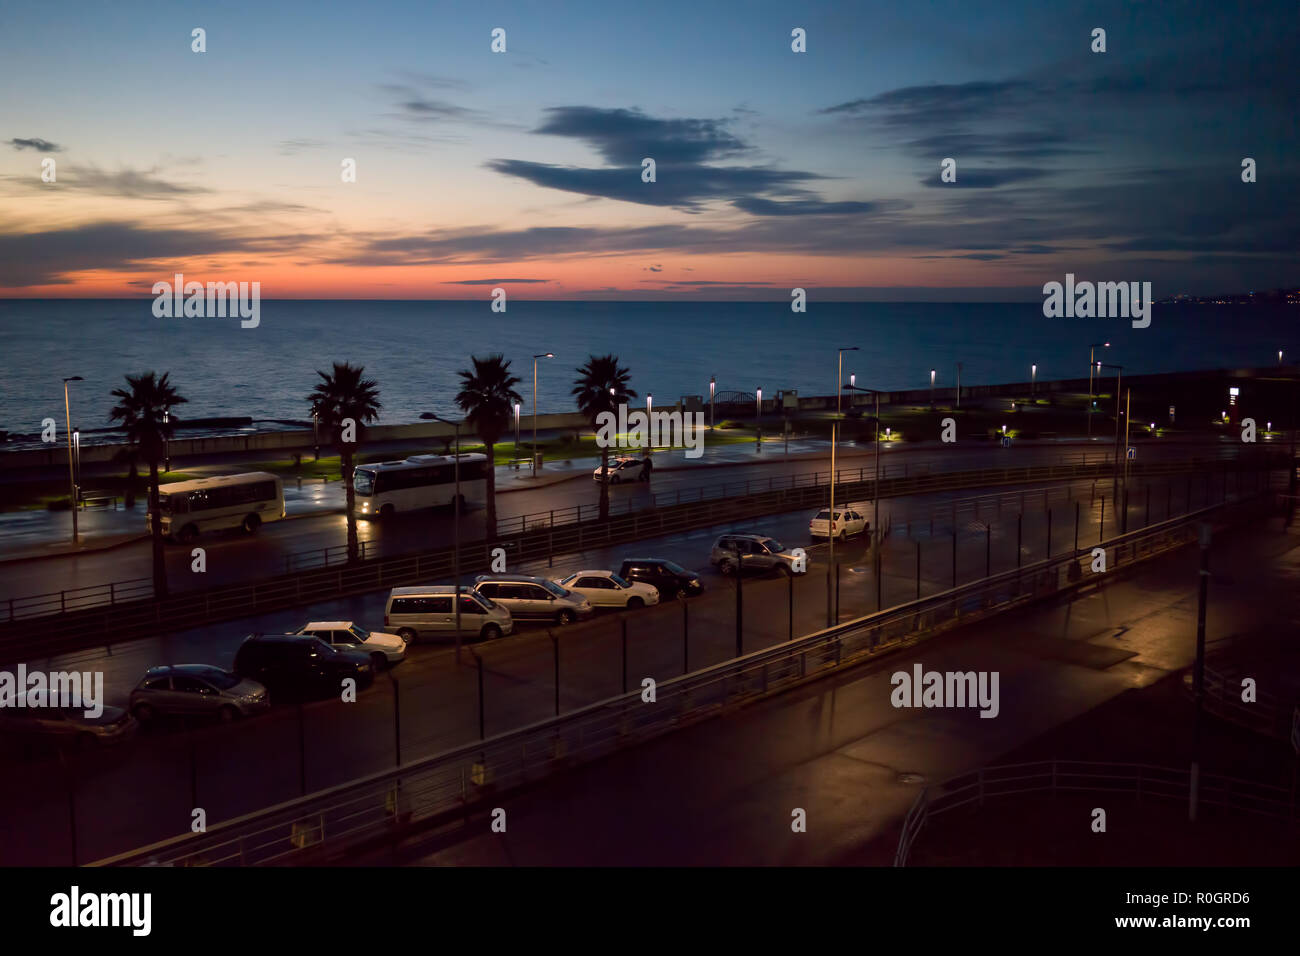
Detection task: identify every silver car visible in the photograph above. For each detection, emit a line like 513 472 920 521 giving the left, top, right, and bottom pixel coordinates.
472 574 594 625
0 695 137 751
129 664 270 722
709 533 805 576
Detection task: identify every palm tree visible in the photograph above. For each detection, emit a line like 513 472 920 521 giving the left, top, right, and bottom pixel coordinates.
455 354 522 539
572 354 636 520
109 372 187 598
307 362 382 562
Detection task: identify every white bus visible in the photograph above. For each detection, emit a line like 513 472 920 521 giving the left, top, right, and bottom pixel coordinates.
353 453 489 519
154 472 286 542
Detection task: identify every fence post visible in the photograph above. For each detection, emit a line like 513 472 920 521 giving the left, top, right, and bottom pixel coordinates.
109 583 115 606
621 618 628 694
951 529 957 589
1046 509 1052 559
1074 501 1080 553
1099 496 1105 543
915 539 921 601
683 601 689 675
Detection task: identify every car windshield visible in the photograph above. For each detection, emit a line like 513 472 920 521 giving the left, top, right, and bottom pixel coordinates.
541 580 568 597
662 560 689 576
814 510 831 520
353 469 375 496
470 591 496 609
610 574 632 588
764 539 785 552
347 625 369 640
202 670 241 690
313 639 336 654
559 573 577 586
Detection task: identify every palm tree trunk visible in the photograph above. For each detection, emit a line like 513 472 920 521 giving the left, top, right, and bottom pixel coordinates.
599 444 610 520
148 460 168 598
484 440 498 538
343 447 358 561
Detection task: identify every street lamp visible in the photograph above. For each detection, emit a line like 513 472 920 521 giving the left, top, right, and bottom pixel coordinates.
312 410 320 461
1279 349 1284 366
850 373 856 388
647 393 652 416
836 346 859 416
1098 362 1125 525
531 352 553 477
756 387 762 453
163 410 170 472
62 375 83 543
709 376 716 430
1087 342 1110 438
1031 363 1037 397
513 402 521 466
929 368 936 409
422 411 465 662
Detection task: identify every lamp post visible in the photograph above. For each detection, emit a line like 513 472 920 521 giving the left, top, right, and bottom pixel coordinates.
709 376 716 430
1031 363 1037 398
513 402 521 467
62 375 83 543
422 412 464 662
1087 342 1110 438
1099 362 1124 522
755 387 762 452
929 368 936 409
312 410 320 461
828 347 860 624
647 393 652 417
531 352 553 477
836 346 859 416
163 410 170 472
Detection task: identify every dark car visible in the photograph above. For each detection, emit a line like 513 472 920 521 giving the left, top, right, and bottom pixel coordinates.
232 634 374 701
0 695 137 754
617 558 703 600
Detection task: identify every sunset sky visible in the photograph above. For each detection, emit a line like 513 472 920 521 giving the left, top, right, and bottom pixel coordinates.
1 0 1295 300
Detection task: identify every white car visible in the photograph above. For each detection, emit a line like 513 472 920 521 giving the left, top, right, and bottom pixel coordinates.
592 456 652 483
809 504 870 540
293 621 407 668
554 570 661 609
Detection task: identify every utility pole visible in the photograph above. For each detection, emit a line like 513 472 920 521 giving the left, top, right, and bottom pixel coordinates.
1190 523 1210 822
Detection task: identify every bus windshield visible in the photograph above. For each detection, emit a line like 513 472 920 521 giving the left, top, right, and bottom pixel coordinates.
353 469 376 496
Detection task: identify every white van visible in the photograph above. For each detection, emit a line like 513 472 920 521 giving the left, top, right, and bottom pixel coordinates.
383 586 514 642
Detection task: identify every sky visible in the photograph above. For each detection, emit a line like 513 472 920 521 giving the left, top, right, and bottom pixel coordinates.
0 0 1296 300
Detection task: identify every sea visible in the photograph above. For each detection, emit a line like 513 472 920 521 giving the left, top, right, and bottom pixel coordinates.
0 299 1293 443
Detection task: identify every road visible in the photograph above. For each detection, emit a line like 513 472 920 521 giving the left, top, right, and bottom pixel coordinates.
0 470 1248 865
380 515 1300 866
0 436 1247 603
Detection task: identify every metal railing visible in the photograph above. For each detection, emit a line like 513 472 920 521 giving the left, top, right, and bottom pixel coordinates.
1190 662 1296 741
894 758 1300 866
91 493 1266 866
0 456 1278 660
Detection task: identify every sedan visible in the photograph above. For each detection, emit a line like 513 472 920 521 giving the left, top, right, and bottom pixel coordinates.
809 505 870 540
555 570 662 609
293 621 407 668
0 695 137 751
592 456 652 483
129 664 270 722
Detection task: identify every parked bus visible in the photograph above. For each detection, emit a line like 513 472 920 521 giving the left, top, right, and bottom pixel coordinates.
153 472 285 542
353 453 489 518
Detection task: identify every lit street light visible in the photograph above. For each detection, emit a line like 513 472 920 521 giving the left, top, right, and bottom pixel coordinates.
1098 362 1125 526
62 375 83 543
513 402 521 467
531 352 553 477
709 376 716 430
756 387 762 452
929 368 936 409
1031 363 1037 397
1087 342 1110 438
844 381 884 621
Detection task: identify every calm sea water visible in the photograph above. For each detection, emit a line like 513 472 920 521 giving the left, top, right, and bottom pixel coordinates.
0 299 1291 437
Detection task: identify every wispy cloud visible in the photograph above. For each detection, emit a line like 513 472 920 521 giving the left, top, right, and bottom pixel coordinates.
8 137 62 152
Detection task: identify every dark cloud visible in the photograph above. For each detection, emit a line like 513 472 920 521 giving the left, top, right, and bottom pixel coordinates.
0 164 208 198
732 197 905 216
532 107 750 166
920 167 1049 188
448 277 551 284
9 137 62 152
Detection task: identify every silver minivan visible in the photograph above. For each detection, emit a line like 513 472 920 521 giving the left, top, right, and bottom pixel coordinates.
383 586 514 642
472 574 594 626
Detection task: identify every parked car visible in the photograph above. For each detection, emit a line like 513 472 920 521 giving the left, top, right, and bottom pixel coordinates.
383 586 514 642
232 634 373 701
809 504 870 540
617 558 703 600
472 574 594 625
592 455 652 483
129 665 269 722
0 694 137 751
292 621 407 669
555 570 661 609
710 533 805 576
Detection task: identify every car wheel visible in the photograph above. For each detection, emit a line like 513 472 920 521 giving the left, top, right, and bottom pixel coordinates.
675 587 688 601
242 514 261 534
380 503 395 518
218 705 241 723
610 475 621 485
178 524 198 543
718 560 734 575
481 623 503 641
627 596 644 609
131 703 155 722
397 628 417 643
556 609 576 626
371 652 388 672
